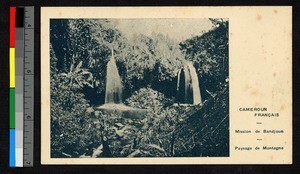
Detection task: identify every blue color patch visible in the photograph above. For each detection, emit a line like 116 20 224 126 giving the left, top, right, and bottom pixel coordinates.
9 129 16 167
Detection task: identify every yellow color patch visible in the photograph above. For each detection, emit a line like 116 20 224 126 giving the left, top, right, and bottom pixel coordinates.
10 48 15 88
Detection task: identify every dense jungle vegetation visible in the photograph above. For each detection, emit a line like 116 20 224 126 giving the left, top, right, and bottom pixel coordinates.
50 19 229 158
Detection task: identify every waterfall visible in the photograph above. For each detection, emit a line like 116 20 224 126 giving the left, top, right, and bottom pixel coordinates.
177 62 202 105
187 62 202 105
97 48 147 119
105 49 123 104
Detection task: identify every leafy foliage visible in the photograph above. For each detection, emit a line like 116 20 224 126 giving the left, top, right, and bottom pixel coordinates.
50 45 96 157
174 83 229 157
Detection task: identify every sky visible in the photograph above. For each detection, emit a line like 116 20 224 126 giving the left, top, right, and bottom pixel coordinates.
111 19 214 42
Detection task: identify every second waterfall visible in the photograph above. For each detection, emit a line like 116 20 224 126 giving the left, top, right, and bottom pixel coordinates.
177 62 202 105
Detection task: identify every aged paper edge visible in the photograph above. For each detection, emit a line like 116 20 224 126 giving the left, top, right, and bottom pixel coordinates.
41 6 292 164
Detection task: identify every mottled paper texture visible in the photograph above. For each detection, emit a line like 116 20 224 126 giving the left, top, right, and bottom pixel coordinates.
41 7 292 164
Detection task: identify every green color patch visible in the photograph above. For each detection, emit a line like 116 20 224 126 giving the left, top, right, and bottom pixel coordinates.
10 88 15 128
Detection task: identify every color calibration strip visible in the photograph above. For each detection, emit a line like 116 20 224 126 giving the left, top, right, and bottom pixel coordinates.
9 6 16 167
9 6 34 167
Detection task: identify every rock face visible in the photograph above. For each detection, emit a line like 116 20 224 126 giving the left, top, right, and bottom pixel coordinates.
177 62 202 105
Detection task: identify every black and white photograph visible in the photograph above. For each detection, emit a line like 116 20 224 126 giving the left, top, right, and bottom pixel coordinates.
49 18 229 158
40 6 292 165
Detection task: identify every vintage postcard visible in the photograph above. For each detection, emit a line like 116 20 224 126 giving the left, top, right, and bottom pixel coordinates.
41 7 292 164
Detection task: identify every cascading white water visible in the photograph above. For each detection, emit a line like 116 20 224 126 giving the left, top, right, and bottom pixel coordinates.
97 49 147 119
177 61 202 105
105 50 123 104
177 69 182 93
184 64 193 103
187 62 202 105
